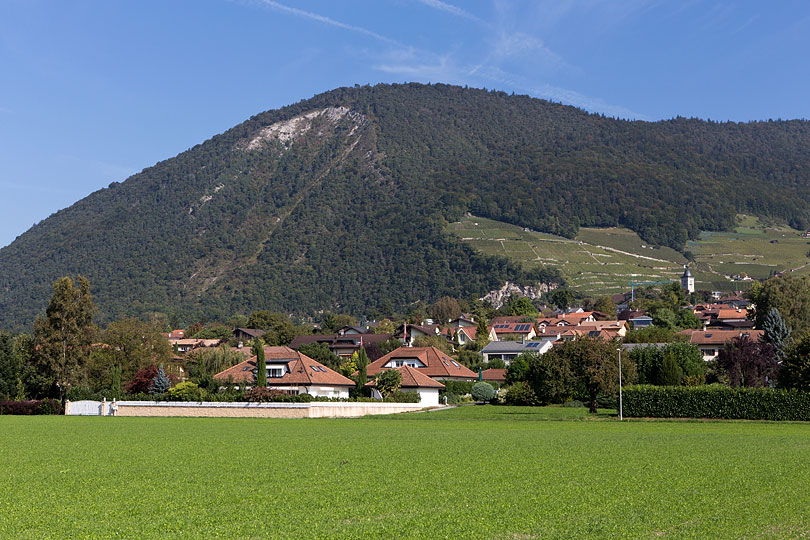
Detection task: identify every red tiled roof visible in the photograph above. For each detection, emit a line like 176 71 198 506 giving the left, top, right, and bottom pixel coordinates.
482 368 506 382
213 346 354 387
681 329 764 345
365 366 445 389
456 327 477 340
169 329 185 339
715 308 749 320
366 346 477 380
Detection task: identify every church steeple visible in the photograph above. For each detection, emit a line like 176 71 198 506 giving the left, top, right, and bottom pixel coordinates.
681 265 694 293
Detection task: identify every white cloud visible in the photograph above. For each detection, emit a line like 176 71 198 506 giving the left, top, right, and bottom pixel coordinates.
415 0 484 24
258 0 401 45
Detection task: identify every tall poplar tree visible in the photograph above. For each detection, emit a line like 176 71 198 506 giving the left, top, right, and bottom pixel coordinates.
253 341 267 387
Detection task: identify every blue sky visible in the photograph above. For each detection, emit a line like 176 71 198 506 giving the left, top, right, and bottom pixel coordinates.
1 0 809 248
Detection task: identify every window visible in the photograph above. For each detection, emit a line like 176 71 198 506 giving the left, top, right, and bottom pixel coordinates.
268 368 284 378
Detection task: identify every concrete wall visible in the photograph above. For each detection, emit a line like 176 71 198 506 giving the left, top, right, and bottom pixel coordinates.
67 400 427 418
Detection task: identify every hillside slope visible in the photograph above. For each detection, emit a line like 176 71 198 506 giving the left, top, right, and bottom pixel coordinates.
2 83 810 329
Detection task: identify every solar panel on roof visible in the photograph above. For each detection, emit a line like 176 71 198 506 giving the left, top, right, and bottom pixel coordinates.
526 342 540 348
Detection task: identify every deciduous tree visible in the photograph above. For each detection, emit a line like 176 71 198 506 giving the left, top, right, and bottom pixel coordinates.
32 276 97 400
717 336 777 388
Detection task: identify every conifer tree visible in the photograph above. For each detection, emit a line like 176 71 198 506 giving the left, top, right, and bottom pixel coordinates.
763 307 791 363
355 347 369 395
657 354 683 386
253 341 267 387
148 364 170 394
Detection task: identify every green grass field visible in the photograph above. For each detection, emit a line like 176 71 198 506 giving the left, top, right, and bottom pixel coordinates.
2 407 810 539
449 215 810 297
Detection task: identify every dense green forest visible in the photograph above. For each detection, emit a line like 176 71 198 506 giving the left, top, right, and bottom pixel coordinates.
2 83 810 330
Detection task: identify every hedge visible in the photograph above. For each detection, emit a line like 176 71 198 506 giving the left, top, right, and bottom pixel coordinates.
624 384 810 421
441 380 498 396
0 399 62 415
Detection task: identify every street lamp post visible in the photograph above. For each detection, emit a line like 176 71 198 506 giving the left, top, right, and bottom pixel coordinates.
616 347 623 421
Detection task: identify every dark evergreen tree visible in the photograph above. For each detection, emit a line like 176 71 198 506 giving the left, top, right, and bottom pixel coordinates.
657 355 683 386
253 341 267 387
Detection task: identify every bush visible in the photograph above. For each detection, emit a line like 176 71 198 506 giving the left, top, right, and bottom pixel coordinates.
0 399 62 415
374 369 402 396
503 381 538 406
353 391 421 403
244 387 313 402
624 384 810 420
386 391 421 403
471 382 496 402
167 382 203 402
441 380 497 395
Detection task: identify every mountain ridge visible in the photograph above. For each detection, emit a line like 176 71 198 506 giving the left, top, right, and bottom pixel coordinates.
2 82 810 330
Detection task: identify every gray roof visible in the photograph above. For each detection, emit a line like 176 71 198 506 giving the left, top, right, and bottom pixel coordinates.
682 266 692 277
481 340 554 354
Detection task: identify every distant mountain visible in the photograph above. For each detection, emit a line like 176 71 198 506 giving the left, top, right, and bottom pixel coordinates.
2 83 810 330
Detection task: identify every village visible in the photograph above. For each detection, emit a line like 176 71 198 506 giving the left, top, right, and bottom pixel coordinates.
121 266 766 412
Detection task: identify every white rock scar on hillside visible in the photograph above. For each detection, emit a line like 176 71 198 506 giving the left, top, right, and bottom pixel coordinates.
244 106 363 150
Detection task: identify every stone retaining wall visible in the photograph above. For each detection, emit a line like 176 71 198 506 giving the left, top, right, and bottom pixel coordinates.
67 400 427 418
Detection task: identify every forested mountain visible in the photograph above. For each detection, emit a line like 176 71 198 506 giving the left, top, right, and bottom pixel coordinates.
2 83 810 329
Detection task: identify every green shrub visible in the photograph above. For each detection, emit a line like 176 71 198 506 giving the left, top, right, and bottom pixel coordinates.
167 382 203 402
244 388 313 402
441 380 497 395
624 384 810 420
386 391 421 403
503 381 538 406
471 382 496 402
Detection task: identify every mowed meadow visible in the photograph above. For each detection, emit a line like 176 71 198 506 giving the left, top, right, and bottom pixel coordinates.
2 407 809 539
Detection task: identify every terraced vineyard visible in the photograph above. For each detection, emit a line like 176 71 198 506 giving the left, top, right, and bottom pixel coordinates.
449 215 810 297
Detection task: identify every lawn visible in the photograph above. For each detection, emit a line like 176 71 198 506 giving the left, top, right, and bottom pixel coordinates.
2 407 810 539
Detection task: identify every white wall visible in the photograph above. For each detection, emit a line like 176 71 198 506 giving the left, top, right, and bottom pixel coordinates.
306 386 350 399
414 388 439 406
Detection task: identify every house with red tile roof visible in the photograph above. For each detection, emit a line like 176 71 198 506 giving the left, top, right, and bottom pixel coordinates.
365 365 444 406
365 346 477 381
213 346 355 398
168 329 185 340
679 329 764 361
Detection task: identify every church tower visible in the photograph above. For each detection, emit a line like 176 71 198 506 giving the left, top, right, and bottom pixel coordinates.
681 265 694 294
